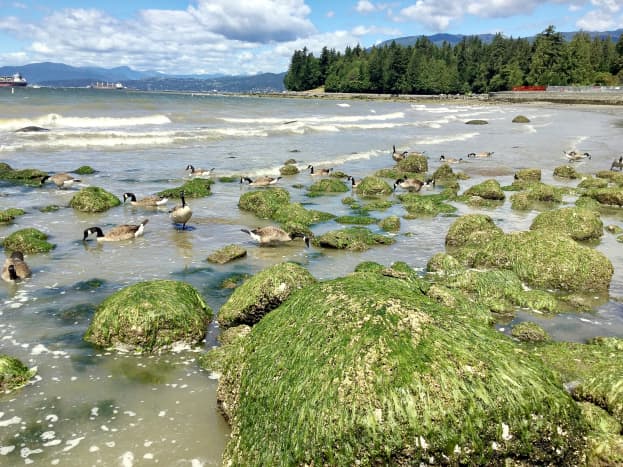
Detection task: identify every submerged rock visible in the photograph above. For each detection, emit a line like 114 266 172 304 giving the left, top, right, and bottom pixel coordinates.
70 186 121 212
217 262 316 329
0 354 36 392
84 280 211 352
511 322 550 342
207 244 247 264
217 273 587 466
530 207 603 241
3 227 55 253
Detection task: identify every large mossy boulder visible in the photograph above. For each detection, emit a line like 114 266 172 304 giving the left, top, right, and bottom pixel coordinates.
313 226 395 251
530 207 603 241
238 188 290 219
217 273 587 466
378 215 400 232
70 186 121 212
553 165 580 179
0 354 36 392
157 178 213 198
84 280 211 352
0 208 25 224
514 168 541 182
3 227 55 253
279 164 299 176
308 178 349 194
396 154 428 173
585 187 623 207
512 115 530 123
463 179 505 200
445 214 504 248
0 162 47 186
354 176 393 197
217 262 316 329
399 193 457 218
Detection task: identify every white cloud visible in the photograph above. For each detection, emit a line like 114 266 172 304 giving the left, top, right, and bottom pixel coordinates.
327 10 335 17
356 1 377 13
576 10 622 30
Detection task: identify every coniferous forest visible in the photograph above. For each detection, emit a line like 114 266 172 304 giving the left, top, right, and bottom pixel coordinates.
284 26 623 94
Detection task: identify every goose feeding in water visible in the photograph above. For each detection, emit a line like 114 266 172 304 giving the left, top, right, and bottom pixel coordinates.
439 155 463 164
563 150 591 162
307 165 333 176
185 164 215 177
393 177 435 192
467 151 494 159
240 176 282 187
241 226 310 247
41 173 81 189
123 192 168 207
83 219 149 242
169 191 193 230
1 251 31 282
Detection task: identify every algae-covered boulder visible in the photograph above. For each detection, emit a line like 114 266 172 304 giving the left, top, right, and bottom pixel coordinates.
514 168 541 182
465 119 488 125
70 186 121 212
207 244 247 264
279 164 299 176
396 154 428 173
354 176 393 197
158 178 213 198
463 179 505 200
378 215 400 232
399 193 457 218
511 322 550 342
307 178 348 194
553 165 580 179
0 208 25 224
313 226 395 251
585 187 623 207
0 163 47 186
0 354 36 392
218 262 316 328
72 165 96 175
530 207 603 241
334 215 377 225
578 176 609 190
238 188 290 219
3 227 55 253
512 115 530 123
84 280 211 352
218 273 587 466
426 252 463 274
445 214 504 248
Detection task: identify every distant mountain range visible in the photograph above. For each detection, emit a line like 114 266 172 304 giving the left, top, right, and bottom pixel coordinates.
1 28 621 92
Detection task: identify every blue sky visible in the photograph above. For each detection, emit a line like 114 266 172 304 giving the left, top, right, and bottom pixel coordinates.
0 1 621 75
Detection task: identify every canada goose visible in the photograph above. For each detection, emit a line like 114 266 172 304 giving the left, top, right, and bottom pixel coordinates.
347 175 361 188
41 173 81 189
563 150 591 161
123 192 168 207
240 176 282 187
1 251 31 282
241 226 310 247
393 177 435 192
185 164 215 177
83 219 149 242
169 191 192 229
307 165 333 176
392 145 408 162
439 155 463 164
467 151 494 159
611 156 623 171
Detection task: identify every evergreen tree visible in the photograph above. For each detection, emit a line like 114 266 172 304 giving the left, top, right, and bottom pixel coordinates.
567 32 593 85
528 26 567 85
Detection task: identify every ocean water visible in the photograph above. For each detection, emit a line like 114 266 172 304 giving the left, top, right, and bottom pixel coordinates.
1 87 623 465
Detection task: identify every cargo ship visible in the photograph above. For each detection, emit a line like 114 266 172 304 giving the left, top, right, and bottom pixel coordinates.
89 81 124 90
0 73 27 87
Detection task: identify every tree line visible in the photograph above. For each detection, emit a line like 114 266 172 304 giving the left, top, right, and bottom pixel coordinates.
284 26 623 94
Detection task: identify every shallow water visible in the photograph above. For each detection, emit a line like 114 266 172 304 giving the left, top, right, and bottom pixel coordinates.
1 88 623 464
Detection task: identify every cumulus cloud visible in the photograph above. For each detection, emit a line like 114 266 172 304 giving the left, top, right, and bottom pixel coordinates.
356 1 377 13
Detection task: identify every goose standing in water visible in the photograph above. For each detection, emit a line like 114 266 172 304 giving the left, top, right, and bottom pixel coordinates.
186 164 215 177
1 251 31 282
240 176 282 187
41 173 82 189
307 165 333 176
123 192 168 207
439 155 463 164
393 177 435 192
392 145 408 162
563 150 591 162
467 151 494 159
346 175 361 189
611 156 623 171
241 226 310 247
169 191 193 230
83 219 149 242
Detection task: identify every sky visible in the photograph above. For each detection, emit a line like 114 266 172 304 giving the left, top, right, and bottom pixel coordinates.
0 0 621 76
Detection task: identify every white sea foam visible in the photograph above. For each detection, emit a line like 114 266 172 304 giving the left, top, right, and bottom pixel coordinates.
0 114 171 131
221 111 405 124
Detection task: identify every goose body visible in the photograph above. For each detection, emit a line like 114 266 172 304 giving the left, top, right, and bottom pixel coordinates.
467 151 494 159
564 150 591 161
83 219 149 242
186 164 214 177
123 192 168 207
439 155 463 164
394 177 435 192
240 176 282 187
241 226 310 247
307 165 333 176
42 173 81 189
169 191 192 229
611 156 623 171
1 251 31 282
347 176 361 188
392 145 408 162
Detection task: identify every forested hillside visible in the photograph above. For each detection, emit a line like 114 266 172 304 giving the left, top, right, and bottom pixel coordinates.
284 26 623 94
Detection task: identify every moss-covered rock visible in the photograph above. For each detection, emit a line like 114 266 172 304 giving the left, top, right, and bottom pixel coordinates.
465 119 488 125
399 193 457 218
207 244 247 264
445 214 504 248
218 176 239 183
530 207 603 241
426 252 464 274
579 402 623 466
238 188 290 219
512 115 530 123
38 205 61 213
72 165 96 175
396 154 428 173
217 262 316 328
354 176 393 197
578 176 609 190
157 178 213 198
0 208 25 224
69 186 121 212
279 164 299 176
84 280 211 352
596 170 623 185
219 273 252 289
353 261 385 273
362 199 394 211
0 163 47 186
308 178 349 194
218 273 587 466
521 182 565 204
463 179 505 200
514 168 541 182
334 215 377 225
553 165 580 179
313 226 395 251
510 192 530 210
3 227 55 253
585 187 623 207
511 322 550 342
0 354 36 392
378 215 400 232
272 203 334 227
432 163 458 181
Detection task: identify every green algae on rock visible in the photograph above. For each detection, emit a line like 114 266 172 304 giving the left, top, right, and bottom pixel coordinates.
578 401 623 466
445 214 504 248
3 227 55 254
207 244 247 264
553 165 580 179
238 188 290 219
313 226 395 251
307 178 349 194
217 273 587 466
578 176 609 190
512 115 530 123
279 164 300 175
530 207 603 241
157 178 213 198
334 215 377 225
585 187 623 207
84 280 211 352
217 262 316 329
463 179 505 200
378 215 400 232
0 162 47 186
514 168 541 182
398 193 457 218
72 165 96 175
396 154 428 173
511 322 550 342
0 354 36 392
465 119 488 124
0 208 25 224
69 186 121 212
354 176 393 197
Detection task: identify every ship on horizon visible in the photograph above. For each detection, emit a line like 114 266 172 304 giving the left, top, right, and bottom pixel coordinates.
0 73 27 87
88 81 124 90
